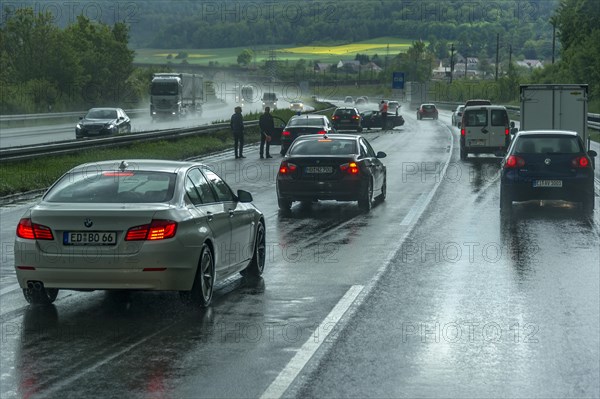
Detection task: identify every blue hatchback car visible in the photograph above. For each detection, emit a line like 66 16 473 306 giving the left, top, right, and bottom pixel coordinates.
500 130 597 213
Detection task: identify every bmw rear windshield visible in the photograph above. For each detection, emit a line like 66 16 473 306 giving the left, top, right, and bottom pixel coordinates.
290 139 357 155
288 118 325 127
44 170 177 203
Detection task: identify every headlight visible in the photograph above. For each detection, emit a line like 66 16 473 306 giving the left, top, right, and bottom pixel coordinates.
106 124 115 130
76 123 82 129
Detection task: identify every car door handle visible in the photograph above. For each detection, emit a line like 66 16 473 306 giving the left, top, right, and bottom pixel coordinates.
206 211 213 222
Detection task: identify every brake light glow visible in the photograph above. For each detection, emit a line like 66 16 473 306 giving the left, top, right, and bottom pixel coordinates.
103 172 134 177
332 115 340 120
317 130 327 135
352 115 360 120
340 162 360 174
16 218 54 240
572 156 590 168
505 155 525 168
282 130 291 137
125 220 177 241
460 128 465 136
279 162 297 174
505 128 510 136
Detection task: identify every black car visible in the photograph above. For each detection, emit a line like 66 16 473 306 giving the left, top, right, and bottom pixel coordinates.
331 107 362 132
279 114 335 155
500 130 597 213
360 110 405 130
276 134 387 212
76 108 131 138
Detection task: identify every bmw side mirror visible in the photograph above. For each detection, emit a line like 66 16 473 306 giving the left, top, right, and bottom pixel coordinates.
237 189 253 203
588 150 597 157
376 151 387 159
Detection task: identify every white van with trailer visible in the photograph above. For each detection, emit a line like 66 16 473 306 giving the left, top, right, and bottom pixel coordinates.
460 105 511 160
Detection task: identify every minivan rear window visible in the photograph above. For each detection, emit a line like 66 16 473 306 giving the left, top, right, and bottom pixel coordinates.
464 110 487 126
491 110 508 126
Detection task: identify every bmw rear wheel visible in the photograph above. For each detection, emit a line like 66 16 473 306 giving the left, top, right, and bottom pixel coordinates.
358 179 373 212
181 243 215 307
243 221 265 278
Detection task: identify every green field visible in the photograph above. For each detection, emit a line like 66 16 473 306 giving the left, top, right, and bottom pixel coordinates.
134 37 415 66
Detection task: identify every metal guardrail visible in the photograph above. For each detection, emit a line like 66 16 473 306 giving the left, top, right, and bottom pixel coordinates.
0 108 147 122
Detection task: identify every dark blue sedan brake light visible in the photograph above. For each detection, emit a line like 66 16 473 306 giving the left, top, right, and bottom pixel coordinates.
505 155 525 169
571 156 590 168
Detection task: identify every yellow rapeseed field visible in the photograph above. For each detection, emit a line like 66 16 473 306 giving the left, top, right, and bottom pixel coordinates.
279 43 410 55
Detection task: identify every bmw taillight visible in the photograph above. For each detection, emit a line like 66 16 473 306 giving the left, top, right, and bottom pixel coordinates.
16 218 54 240
505 155 525 169
340 162 360 174
505 128 510 136
279 162 297 174
460 128 466 136
125 220 177 241
282 130 291 137
571 156 590 168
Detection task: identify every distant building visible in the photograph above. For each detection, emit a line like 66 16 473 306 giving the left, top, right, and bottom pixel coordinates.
314 63 331 73
516 59 543 69
337 60 360 72
363 62 383 72
432 61 449 80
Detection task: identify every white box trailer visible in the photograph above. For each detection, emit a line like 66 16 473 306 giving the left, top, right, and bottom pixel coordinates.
519 84 589 149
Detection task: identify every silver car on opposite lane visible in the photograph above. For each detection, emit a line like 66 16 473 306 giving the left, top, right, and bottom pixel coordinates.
14 159 266 307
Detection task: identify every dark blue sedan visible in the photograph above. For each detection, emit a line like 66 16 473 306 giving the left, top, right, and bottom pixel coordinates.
500 130 597 213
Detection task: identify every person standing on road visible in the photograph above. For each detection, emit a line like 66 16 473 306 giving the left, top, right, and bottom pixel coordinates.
230 106 245 158
259 106 274 158
379 100 388 130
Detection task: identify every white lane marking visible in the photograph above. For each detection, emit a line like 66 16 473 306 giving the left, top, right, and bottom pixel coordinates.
0 283 21 297
36 323 174 398
399 192 428 226
260 284 364 399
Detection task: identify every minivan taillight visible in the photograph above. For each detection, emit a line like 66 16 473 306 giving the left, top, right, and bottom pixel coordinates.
505 155 525 169
505 128 510 136
571 156 590 168
16 218 54 240
125 220 177 241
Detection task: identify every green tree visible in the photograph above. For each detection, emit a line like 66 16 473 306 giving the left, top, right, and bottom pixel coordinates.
237 49 253 66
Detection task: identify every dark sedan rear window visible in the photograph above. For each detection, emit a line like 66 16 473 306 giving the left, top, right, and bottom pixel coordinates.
288 118 325 127
422 105 436 110
514 136 583 154
290 139 357 155
334 109 357 116
44 171 177 203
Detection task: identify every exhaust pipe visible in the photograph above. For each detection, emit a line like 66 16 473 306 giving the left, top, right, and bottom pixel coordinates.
27 281 44 291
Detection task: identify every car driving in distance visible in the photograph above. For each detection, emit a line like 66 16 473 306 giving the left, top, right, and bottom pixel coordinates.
262 92 278 110
344 96 354 103
331 107 362 132
452 105 465 127
387 101 400 115
289 101 304 112
280 114 335 155
76 107 131 138
500 130 596 213
416 104 438 120
14 160 266 307
276 134 387 212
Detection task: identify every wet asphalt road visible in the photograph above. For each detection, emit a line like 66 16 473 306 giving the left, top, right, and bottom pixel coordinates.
0 104 598 398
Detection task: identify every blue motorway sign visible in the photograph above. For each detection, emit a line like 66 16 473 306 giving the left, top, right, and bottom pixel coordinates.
392 72 405 89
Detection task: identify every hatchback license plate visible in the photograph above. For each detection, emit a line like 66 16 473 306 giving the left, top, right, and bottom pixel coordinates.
305 166 333 174
64 231 117 245
533 180 563 188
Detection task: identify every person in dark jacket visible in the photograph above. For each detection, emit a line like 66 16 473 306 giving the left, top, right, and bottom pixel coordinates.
258 106 274 158
230 106 245 158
